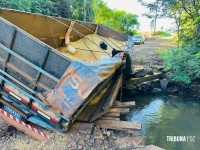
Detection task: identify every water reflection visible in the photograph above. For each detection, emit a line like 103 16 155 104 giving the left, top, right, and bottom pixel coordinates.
122 94 200 150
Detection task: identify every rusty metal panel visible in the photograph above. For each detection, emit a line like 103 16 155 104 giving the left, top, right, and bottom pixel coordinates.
0 47 8 69
7 56 38 89
12 31 49 67
0 16 72 94
0 20 15 48
43 50 70 79
38 74 57 91
97 24 128 42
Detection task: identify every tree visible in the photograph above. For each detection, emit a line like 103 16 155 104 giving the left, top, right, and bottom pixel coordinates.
155 0 200 84
0 0 139 35
163 0 184 47
93 0 139 35
138 0 165 34
163 0 200 43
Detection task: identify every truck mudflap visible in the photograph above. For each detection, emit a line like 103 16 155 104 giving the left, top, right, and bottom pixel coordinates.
0 109 50 141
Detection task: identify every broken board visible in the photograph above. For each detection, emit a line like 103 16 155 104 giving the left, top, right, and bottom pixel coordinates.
103 112 120 117
109 108 130 114
98 116 120 121
95 120 141 130
113 101 135 108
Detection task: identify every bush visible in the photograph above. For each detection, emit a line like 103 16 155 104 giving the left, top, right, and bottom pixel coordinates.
153 30 172 38
160 44 200 84
125 29 139 36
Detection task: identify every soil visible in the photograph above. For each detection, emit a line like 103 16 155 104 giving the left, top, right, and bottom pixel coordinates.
0 121 148 150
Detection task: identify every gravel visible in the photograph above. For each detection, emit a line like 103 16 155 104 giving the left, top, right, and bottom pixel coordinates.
0 122 147 150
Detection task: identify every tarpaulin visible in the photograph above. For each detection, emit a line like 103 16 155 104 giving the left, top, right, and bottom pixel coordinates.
41 53 124 119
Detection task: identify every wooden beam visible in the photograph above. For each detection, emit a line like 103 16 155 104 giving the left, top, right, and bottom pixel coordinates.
99 116 120 121
109 108 130 114
65 21 75 45
58 36 74 40
95 25 99 34
104 112 120 117
95 120 141 130
113 101 136 108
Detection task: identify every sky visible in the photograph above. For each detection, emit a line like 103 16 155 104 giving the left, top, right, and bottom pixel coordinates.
103 0 175 32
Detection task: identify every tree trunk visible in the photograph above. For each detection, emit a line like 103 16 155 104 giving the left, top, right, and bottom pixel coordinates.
177 17 181 48
154 16 157 34
195 19 200 42
83 0 87 22
153 0 159 34
177 24 180 48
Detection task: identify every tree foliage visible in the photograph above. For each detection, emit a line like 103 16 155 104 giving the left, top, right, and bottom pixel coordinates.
93 0 139 35
161 43 200 84
0 0 139 35
152 0 200 84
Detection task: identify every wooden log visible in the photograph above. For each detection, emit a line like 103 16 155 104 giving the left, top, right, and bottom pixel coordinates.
96 120 141 130
125 73 163 86
109 108 130 114
104 112 120 117
113 101 135 108
99 116 120 121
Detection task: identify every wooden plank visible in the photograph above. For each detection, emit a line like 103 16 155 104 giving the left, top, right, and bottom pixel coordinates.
104 112 120 117
109 108 130 114
99 116 120 121
113 101 135 108
145 145 165 150
95 120 141 130
103 74 123 110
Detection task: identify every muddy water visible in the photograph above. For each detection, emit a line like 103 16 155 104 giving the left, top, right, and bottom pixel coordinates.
122 94 200 150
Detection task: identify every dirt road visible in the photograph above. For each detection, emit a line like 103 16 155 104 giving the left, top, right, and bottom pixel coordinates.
131 38 174 65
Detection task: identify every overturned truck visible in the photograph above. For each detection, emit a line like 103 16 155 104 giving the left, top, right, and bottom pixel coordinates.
0 9 134 136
